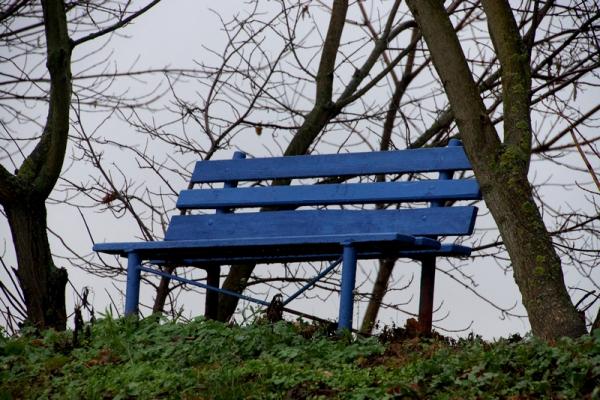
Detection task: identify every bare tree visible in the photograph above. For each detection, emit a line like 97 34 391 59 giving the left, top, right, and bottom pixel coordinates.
404 0 597 338
0 0 163 330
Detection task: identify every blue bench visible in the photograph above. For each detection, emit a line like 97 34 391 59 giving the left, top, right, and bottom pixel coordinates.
93 139 481 332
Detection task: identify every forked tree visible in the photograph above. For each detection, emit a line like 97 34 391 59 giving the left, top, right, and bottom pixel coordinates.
0 0 163 330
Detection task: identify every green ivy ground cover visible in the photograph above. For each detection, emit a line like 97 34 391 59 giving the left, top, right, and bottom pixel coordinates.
1 316 599 399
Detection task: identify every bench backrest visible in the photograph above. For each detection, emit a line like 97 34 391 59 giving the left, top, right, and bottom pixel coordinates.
166 143 481 241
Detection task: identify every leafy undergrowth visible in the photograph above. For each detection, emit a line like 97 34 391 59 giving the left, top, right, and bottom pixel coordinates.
1 316 599 399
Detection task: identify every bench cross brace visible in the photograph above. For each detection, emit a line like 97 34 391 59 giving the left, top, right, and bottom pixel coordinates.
282 257 342 306
125 255 349 328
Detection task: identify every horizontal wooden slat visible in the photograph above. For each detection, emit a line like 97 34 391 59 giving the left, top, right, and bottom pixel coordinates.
145 243 472 265
93 232 438 258
93 238 472 264
191 147 472 183
165 207 478 242
176 179 481 209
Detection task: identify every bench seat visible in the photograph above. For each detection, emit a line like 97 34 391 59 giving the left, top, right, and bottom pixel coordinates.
94 232 440 262
95 206 476 261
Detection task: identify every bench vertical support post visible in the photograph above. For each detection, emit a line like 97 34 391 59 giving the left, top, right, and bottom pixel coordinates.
204 150 247 319
418 256 436 333
417 138 462 334
204 267 220 320
338 243 357 332
125 252 141 317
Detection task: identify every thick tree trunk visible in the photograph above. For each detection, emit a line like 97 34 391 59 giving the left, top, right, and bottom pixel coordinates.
0 0 72 331
5 197 67 330
406 0 586 339
481 173 586 338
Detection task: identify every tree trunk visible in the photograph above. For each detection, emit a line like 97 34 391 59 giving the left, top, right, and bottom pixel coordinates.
217 264 255 322
152 265 174 314
216 0 350 322
5 197 67 330
406 0 586 339
215 104 339 322
481 172 586 338
360 258 395 334
0 0 72 331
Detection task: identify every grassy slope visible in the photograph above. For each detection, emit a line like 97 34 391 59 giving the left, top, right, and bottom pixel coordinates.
1 317 599 399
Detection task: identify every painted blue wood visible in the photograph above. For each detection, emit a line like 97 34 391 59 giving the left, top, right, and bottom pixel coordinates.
176 179 481 209
93 233 440 266
93 232 438 255
338 244 357 331
191 146 472 183
216 151 246 214
125 252 141 316
431 139 462 207
143 242 472 266
94 141 481 325
165 207 478 241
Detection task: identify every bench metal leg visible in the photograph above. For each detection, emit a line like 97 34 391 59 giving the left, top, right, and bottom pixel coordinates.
338 243 357 332
415 140 459 333
125 252 141 317
204 266 220 320
418 256 436 334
